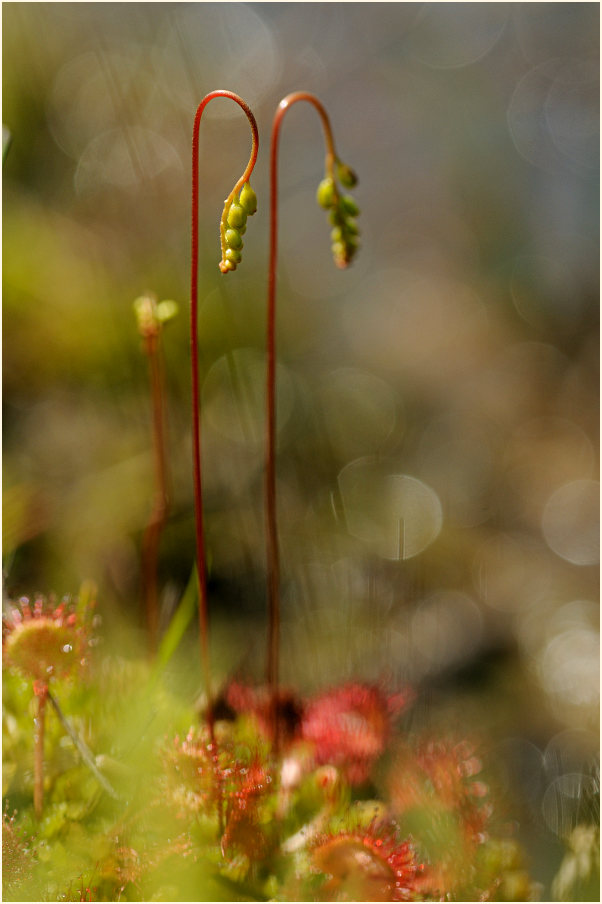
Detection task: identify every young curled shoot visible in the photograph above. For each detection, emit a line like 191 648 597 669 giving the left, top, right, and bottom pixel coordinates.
219 181 258 273
316 157 360 268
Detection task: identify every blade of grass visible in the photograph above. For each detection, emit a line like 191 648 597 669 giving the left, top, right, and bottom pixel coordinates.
150 566 199 682
47 691 119 800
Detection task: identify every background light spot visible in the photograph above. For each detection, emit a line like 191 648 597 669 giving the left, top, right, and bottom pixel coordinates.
319 368 398 459
410 3 509 69
202 348 295 447
412 591 482 672
541 479 599 565
538 626 599 707
338 460 443 560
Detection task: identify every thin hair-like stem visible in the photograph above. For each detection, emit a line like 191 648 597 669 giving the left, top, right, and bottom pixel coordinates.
33 682 48 819
141 324 170 656
266 93 339 751
48 690 119 800
190 91 258 732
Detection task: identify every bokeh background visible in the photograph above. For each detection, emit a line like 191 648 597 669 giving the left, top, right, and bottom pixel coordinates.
3 2 599 894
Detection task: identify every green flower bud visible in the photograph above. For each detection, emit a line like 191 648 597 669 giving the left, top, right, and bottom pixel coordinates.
331 241 346 261
220 258 237 273
317 178 336 209
340 195 360 217
227 203 247 229
225 247 242 264
337 162 358 188
331 226 343 243
156 300 179 324
344 218 359 236
133 295 155 335
239 182 257 215
225 228 243 250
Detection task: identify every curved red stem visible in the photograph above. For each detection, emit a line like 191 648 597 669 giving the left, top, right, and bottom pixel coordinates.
191 91 259 727
266 93 338 749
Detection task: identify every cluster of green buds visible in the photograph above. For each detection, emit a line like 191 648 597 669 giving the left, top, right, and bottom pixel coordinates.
133 294 178 343
219 181 258 273
316 158 360 269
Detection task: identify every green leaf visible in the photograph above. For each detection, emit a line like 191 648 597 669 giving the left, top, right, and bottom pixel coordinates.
150 568 198 683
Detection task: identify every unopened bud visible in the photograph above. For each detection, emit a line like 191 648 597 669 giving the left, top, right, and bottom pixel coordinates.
227 203 247 229
317 178 336 209
337 161 358 188
225 228 243 250
239 182 257 216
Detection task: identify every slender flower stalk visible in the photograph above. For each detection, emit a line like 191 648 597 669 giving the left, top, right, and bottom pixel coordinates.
190 91 259 727
142 318 168 655
33 680 48 819
135 294 178 656
266 93 360 748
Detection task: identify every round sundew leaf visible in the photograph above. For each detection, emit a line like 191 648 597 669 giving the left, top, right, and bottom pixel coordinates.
4 619 79 682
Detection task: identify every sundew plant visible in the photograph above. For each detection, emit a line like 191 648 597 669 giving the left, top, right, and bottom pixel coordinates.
0 84 583 904
3 4 600 904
